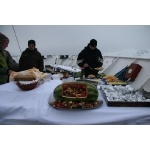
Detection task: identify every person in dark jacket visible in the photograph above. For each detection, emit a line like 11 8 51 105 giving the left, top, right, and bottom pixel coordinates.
19 40 44 71
0 33 19 84
77 39 103 78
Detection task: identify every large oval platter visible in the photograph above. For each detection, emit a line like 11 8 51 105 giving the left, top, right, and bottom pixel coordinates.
49 100 103 110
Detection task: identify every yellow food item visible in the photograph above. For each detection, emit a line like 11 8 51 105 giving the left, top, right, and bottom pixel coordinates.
103 75 120 82
88 74 95 78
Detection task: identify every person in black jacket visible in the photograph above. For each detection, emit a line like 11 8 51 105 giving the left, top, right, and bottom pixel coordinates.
19 40 44 71
77 39 103 78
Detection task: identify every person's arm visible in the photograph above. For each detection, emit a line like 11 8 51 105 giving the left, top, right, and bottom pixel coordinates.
97 50 103 67
77 50 86 68
5 50 19 71
6 51 16 62
0 65 12 75
0 68 8 75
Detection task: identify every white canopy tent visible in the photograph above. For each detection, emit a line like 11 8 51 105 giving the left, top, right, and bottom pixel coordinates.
1 25 150 57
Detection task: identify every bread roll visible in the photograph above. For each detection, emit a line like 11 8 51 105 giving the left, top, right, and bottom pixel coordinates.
9 67 47 81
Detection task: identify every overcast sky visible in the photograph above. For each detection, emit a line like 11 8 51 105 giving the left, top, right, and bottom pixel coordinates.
1 25 150 56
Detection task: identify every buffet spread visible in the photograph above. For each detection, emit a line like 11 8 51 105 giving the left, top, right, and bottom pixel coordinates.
8 69 150 108
1 69 150 124
7 70 150 108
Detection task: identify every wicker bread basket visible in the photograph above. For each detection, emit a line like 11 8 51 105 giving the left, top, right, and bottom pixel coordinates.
16 81 37 91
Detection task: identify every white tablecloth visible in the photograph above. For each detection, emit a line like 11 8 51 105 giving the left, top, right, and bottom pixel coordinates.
0 80 150 125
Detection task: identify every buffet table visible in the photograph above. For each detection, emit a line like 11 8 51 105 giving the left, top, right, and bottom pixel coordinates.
0 79 150 125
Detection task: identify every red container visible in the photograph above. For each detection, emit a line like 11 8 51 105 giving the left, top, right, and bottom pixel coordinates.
124 63 142 81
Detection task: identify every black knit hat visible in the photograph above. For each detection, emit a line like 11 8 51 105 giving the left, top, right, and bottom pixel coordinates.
90 39 97 47
28 40 36 46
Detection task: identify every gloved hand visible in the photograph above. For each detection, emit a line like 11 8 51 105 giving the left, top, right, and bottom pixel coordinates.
84 63 93 70
84 63 89 68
